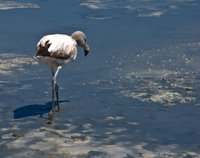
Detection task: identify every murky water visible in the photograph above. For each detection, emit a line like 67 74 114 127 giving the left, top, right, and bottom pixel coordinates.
0 0 200 157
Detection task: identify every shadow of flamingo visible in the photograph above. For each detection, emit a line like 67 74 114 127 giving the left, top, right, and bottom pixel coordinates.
13 100 69 119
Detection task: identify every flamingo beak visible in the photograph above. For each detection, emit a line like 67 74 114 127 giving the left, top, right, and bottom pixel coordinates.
84 44 89 56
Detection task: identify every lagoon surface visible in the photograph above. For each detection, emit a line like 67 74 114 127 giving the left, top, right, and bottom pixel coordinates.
0 0 200 157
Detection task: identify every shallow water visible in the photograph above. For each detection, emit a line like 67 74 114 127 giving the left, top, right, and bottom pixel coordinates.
0 0 200 157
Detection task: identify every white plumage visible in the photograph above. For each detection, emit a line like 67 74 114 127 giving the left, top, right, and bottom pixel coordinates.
37 34 78 68
37 34 76 54
36 31 89 120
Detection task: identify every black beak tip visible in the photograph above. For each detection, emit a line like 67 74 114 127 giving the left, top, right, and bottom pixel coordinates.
84 50 89 57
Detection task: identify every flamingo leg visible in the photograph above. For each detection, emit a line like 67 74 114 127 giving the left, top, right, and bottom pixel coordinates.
55 83 60 111
49 68 55 119
51 66 62 113
54 66 61 112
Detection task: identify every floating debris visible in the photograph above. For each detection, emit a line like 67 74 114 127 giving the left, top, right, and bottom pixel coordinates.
0 1 39 10
121 72 199 105
86 15 112 20
0 55 38 75
138 11 163 17
105 116 124 121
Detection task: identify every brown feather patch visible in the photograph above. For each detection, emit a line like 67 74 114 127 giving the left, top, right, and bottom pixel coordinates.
36 40 51 57
37 40 77 59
